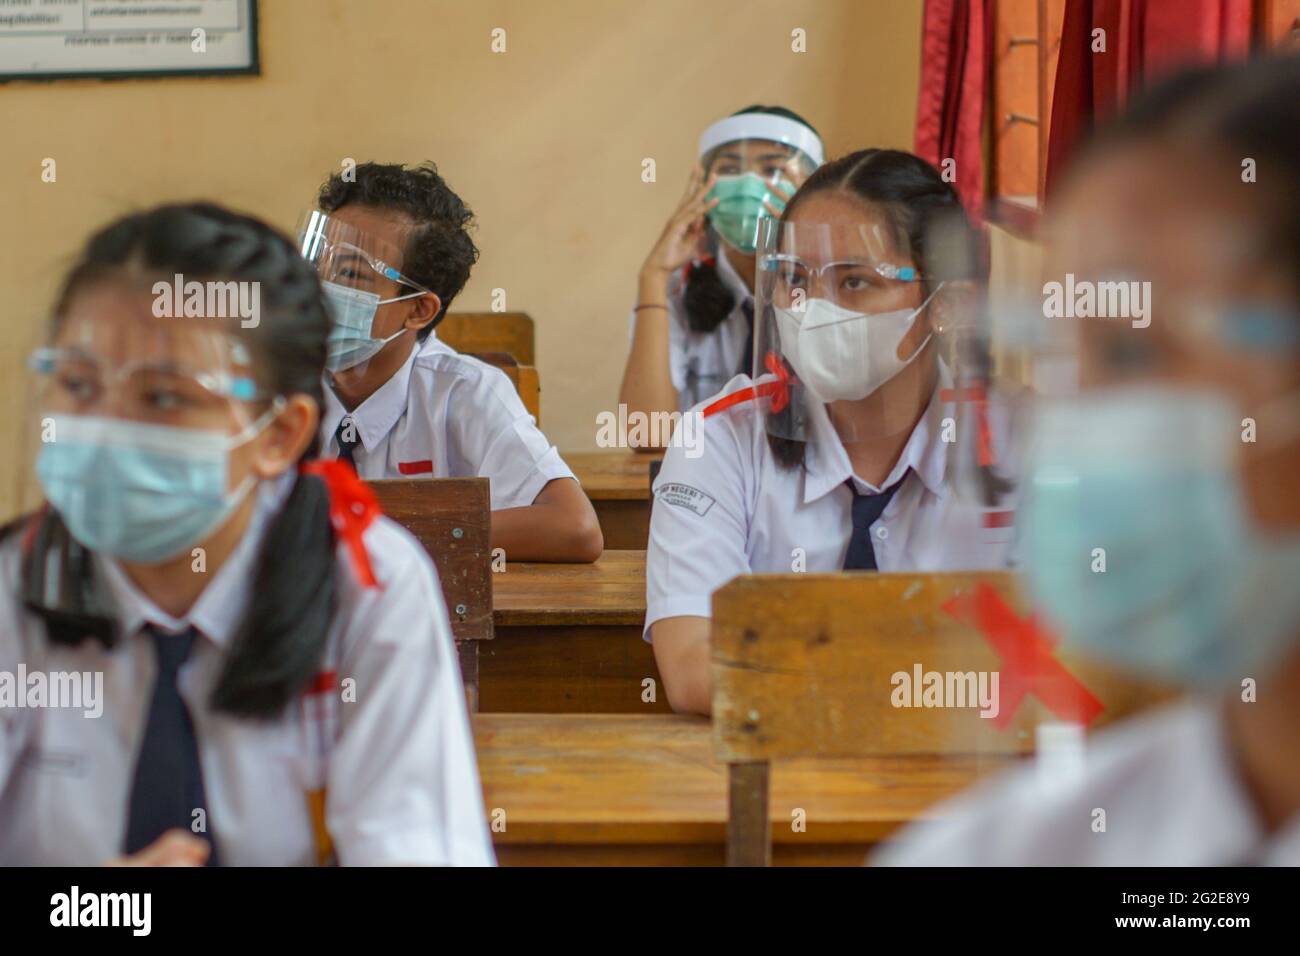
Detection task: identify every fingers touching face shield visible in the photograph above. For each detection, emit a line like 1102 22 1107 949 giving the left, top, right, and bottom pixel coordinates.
298 209 437 376
698 113 824 255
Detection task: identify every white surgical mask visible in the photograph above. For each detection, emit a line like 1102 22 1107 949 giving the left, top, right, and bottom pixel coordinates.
775 288 939 403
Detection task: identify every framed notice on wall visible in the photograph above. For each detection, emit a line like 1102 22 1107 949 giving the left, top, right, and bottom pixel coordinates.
0 0 258 81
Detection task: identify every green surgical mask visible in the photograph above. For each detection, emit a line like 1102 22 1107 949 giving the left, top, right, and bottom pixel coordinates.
707 173 796 254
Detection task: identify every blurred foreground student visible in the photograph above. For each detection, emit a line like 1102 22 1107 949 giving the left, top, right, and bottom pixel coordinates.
879 56 1300 866
304 162 602 562
0 204 494 865
647 150 1020 714
620 106 824 420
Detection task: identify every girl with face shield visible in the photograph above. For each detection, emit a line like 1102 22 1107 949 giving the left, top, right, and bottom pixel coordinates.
619 106 824 422
878 55 1300 866
0 204 493 866
646 149 1020 716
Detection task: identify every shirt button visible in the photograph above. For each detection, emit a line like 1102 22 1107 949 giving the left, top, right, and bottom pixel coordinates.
875 526 889 540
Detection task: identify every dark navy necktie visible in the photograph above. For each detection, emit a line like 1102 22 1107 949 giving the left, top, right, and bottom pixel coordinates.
842 474 907 570
736 299 755 377
124 624 219 865
334 416 360 469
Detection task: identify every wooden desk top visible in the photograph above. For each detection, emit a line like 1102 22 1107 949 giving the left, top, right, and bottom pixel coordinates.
474 713 1011 846
493 550 647 627
565 450 662 501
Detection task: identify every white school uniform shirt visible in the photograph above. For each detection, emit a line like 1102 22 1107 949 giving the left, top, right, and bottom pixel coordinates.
320 333 575 510
629 250 753 412
0 473 495 866
874 699 1300 865
645 366 1020 637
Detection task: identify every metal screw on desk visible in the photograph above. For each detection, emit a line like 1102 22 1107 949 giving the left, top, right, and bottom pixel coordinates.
451 527 464 539
455 604 467 616
747 710 760 723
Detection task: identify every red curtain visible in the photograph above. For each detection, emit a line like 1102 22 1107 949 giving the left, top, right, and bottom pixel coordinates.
1044 0 1254 196
914 0 993 219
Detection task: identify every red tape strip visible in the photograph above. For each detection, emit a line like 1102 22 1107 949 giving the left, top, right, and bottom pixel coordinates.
942 583 1104 731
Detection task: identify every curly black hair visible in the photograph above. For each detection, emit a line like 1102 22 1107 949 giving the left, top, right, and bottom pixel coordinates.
317 161 480 338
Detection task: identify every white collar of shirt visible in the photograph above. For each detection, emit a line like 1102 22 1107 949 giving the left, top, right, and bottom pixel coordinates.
801 359 953 505
95 471 296 648
713 246 753 307
321 341 421 453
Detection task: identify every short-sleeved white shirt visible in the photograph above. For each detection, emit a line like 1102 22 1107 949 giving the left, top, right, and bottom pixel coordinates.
874 699 1300 866
645 366 1021 638
0 473 495 866
320 333 575 510
629 251 754 413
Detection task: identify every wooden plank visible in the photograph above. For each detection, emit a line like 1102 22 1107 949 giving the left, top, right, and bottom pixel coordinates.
727 762 770 866
367 478 493 645
567 450 661 501
483 550 661 713
492 550 646 627
566 451 660 549
588 498 650 550
438 312 535 365
479 623 669 713
473 714 1008 853
711 572 1175 762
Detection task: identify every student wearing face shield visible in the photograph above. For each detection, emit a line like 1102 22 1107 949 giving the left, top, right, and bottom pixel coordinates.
877 55 1300 866
619 106 824 423
304 162 602 563
646 149 1024 715
0 204 494 866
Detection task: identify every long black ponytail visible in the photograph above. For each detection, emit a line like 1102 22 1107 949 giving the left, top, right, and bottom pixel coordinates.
9 202 338 720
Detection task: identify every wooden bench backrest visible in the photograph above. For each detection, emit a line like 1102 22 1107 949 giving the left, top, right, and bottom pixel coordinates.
367 477 493 644
438 312 535 365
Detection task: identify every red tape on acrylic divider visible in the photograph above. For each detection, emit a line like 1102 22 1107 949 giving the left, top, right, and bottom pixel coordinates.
702 351 793 418
942 583 1104 731
300 459 381 589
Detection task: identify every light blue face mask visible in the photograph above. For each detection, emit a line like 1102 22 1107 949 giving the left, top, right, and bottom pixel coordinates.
1020 385 1300 687
322 281 422 373
36 405 280 565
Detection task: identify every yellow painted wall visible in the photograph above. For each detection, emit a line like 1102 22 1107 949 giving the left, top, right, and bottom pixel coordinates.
0 0 924 518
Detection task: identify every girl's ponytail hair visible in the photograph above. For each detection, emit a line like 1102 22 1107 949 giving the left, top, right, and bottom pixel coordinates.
13 202 339 720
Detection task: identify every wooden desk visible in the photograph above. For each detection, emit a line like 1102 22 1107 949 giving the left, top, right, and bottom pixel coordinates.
474 713 1011 866
566 451 661 550
484 550 667 713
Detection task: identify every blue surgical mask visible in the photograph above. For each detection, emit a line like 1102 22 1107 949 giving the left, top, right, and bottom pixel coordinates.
1020 385 1300 687
36 406 279 565
322 281 420 372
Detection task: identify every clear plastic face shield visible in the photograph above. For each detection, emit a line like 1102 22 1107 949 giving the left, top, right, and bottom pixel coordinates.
998 152 1300 695
16 276 284 570
748 215 949 451
297 209 433 379
698 114 824 255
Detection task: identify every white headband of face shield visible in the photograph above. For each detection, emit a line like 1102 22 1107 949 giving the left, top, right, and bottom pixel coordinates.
698 114 825 167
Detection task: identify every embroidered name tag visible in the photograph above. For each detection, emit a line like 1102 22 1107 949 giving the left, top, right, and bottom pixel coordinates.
655 482 716 517
398 460 434 475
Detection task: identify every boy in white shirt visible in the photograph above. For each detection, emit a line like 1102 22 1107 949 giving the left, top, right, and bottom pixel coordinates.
306 162 602 562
